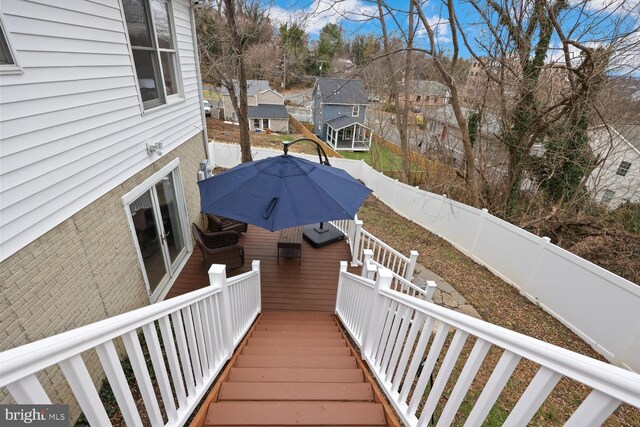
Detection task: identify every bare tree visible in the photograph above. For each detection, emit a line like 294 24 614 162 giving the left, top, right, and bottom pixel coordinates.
196 0 272 163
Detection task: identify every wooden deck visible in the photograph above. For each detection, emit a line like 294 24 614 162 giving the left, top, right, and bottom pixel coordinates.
167 225 355 312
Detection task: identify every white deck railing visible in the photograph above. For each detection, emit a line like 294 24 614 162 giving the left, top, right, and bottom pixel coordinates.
361 249 436 302
0 261 261 427
331 217 419 280
335 263 640 427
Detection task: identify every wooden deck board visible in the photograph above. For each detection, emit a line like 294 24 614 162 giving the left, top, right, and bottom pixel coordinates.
166 225 356 312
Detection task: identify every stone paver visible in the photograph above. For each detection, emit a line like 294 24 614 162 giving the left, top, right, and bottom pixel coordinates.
413 263 482 319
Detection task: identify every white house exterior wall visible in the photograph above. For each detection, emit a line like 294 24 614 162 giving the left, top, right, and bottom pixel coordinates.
257 89 284 105
249 118 288 134
587 128 640 208
0 0 203 261
222 94 258 120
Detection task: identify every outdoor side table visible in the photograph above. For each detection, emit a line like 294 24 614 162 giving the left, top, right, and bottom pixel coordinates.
278 226 303 264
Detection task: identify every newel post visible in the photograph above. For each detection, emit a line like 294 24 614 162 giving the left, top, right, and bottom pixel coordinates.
335 261 348 315
209 264 234 359
361 267 393 360
252 260 262 314
361 249 375 279
350 219 364 267
405 250 419 280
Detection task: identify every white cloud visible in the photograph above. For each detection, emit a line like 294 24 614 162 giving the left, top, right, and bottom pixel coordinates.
415 15 451 45
269 0 378 35
581 0 640 15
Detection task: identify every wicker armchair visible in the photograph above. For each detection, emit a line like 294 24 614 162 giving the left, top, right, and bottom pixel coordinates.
192 223 245 271
205 213 248 234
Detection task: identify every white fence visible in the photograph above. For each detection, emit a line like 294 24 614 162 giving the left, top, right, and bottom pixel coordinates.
335 265 640 427
211 142 640 372
0 262 262 426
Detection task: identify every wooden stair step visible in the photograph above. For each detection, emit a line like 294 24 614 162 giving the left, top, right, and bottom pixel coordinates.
251 331 343 339
218 382 374 401
235 355 357 369
205 401 386 425
260 312 334 320
257 319 337 326
242 346 350 356
254 324 338 332
248 338 346 347
227 368 365 383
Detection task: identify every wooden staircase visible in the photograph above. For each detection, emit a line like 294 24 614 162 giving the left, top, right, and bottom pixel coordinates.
204 311 389 426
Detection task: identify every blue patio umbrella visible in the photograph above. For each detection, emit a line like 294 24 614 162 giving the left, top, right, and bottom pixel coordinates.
198 152 372 232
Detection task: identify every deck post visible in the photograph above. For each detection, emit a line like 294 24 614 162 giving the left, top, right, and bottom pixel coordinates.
208 264 234 360
361 267 393 358
350 219 364 267
335 261 348 315
361 249 375 280
405 250 419 280
252 260 262 314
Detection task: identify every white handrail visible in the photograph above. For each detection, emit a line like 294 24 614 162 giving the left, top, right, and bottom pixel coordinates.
335 267 640 427
330 218 419 280
0 261 262 426
367 256 435 301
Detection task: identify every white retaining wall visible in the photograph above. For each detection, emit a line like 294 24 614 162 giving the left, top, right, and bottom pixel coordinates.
211 142 640 371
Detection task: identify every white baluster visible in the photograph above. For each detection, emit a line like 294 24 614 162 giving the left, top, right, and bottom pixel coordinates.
6 374 51 404
142 323 178 422
122 331 163 427
59 354 111 426
95 341 143 427
464 350 521 426
503 366 561 427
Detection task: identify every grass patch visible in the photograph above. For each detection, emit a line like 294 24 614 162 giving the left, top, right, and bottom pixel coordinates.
341 141 422 173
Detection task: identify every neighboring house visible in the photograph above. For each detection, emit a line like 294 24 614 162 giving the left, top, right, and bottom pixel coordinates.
220 80 289 133
312 78 372 151
419 105 504 180
410 80 450 108
587 125 640 208
0 0 206 411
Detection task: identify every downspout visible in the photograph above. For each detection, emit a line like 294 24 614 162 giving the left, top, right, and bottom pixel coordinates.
189 2 211 171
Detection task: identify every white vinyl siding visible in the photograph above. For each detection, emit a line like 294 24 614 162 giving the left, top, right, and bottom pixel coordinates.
0 0 203 261
257 89 284 105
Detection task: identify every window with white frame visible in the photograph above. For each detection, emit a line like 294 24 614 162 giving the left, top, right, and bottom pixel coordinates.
344 127 353 140
123 0 180 110
0 19 20 73
253 119 260 129
0 25 14 65
352 105 360 117
616 160 631 177
601 189 615 204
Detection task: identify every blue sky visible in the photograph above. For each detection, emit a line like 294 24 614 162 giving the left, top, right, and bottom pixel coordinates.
267 0 640 73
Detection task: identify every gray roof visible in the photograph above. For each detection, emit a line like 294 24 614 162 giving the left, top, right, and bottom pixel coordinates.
315 78 368 105
326 116 362 130
412 80 449 97
615 125 640 151
248 104 288 119
220 80 271 96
